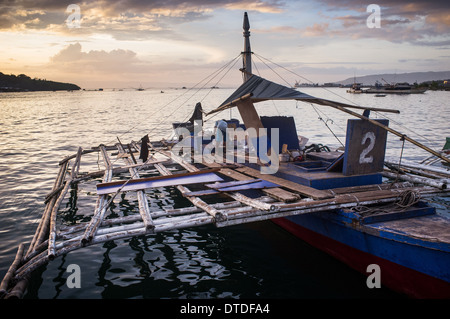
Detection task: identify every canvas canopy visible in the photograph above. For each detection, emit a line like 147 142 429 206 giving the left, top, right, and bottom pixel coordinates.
206 74 400 116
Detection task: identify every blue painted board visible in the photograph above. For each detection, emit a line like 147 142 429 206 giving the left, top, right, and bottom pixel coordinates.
343 119 389 176
97 172 223 195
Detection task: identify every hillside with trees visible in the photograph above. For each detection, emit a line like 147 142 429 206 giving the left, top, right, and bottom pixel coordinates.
0 72 80 92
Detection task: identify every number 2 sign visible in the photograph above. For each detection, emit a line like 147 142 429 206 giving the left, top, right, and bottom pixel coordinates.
343 119 389 176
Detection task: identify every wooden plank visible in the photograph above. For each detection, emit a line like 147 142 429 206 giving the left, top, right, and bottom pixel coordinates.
96 171 223 195
235 166 333 200
160 151 277 212
143 144 225 221
97 167 221 189
153 163 225 221
117 143 154 230
202 163 300 202
262 187 300 202
236 98 265 132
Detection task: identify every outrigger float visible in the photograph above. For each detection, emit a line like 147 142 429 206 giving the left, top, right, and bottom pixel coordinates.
1 13 450 299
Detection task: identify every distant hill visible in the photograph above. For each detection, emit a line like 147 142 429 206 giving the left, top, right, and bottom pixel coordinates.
337 71 450 86
0 72 80 92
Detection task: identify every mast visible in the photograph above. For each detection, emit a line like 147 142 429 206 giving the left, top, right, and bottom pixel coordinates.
242 12 252 82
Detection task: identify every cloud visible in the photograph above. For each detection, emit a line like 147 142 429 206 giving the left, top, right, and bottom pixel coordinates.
313 0 450 46
0 0 285 40
42 41 242 88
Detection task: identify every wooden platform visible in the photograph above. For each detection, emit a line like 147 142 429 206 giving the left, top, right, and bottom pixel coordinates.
1 138 449 299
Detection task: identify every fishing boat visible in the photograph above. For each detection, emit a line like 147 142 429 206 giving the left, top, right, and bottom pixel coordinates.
364 81 427 94
346 82 364 93
1 13 449 300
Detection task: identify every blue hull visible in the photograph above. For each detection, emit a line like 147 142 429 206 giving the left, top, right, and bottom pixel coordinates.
273 205 450 298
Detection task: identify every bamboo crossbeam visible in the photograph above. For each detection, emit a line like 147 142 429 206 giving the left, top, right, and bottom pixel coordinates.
58 200 246 240
117 143 154 230
81 145 113 244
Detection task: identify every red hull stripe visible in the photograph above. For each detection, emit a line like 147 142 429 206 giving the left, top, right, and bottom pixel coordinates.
272 217 450 299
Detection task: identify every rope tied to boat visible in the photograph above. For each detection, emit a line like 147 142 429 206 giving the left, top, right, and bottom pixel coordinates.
394 189 421 208
350 189 421 217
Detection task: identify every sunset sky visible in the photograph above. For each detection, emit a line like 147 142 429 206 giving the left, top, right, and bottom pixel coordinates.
1 0 449 89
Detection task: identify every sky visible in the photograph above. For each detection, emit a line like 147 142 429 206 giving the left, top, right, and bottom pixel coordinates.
1 0 449 89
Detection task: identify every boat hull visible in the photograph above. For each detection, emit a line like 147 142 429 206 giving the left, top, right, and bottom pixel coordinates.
272 212 450 299
363 88 427 94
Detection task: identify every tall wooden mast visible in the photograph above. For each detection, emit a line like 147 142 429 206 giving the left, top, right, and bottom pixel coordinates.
242 12 252 82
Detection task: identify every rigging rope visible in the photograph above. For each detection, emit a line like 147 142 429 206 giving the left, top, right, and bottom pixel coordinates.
253 52 442 150
310 103 345 147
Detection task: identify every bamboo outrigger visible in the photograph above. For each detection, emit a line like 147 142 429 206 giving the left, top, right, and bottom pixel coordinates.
1 12 449 299
1 137 448 299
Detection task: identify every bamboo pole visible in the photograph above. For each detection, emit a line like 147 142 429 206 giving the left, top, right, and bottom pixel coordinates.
47 147 83 259
0 243 24 297
318 100 450 164
58 200 245 240
81 145 113 244
217 186 448 227
117 143 154 230
385 161 450 177
47 180 72 259
27 160 69 257
382 171 447 190
71 147 83 179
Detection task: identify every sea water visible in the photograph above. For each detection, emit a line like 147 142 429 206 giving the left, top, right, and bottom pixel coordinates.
0 87 448 299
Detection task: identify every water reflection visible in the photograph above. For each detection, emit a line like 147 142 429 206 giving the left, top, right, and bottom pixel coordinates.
3 89 444 299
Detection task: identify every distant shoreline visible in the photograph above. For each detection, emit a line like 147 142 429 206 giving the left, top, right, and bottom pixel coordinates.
0 72 80 92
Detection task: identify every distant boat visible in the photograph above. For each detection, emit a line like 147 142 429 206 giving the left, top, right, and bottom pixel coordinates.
364 81 427 94
346 82 364 94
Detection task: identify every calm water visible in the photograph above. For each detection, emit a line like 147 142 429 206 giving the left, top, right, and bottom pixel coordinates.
0 87 448 299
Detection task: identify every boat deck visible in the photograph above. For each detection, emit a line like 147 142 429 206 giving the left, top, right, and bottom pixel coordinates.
1 138 449 298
